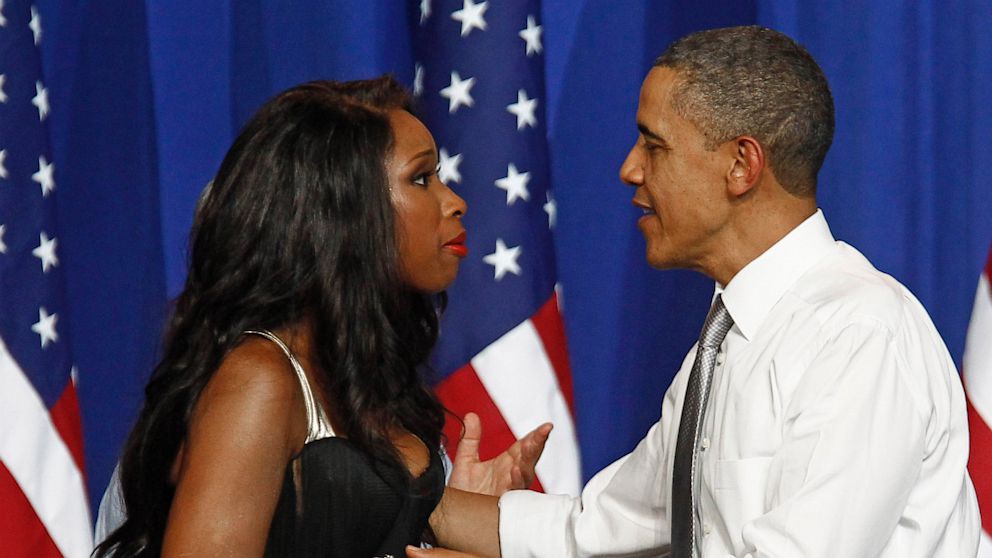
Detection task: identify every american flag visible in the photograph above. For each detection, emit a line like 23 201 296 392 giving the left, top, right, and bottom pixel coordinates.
411 0 581 495
966 244 992 556
0 2 92 556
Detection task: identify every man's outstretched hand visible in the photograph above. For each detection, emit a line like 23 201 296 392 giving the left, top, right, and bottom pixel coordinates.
447 412 552 496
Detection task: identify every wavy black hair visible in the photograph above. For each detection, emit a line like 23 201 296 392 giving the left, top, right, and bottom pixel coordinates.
95 76 447 557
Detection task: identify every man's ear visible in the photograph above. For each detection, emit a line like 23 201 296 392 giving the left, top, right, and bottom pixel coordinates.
727 136 764 196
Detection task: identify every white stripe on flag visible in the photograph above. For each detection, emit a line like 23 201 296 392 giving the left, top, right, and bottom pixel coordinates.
0 335 92 558
965 273 992 421
472 318 582 496
980 528 992 558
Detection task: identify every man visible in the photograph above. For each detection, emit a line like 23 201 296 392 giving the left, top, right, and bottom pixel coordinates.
417 25 979 557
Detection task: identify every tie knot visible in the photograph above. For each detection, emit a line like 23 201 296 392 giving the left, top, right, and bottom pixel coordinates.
699 294 734 349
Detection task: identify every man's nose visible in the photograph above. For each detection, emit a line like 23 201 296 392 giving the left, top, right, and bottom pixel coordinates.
619 147 643 186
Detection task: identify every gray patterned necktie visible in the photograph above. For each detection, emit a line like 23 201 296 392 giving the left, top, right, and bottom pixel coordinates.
671 295 734 558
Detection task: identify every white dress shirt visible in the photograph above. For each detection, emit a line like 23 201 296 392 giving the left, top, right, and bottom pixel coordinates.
499 210 980 557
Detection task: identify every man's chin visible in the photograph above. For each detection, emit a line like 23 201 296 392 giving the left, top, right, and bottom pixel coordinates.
645 248 680 270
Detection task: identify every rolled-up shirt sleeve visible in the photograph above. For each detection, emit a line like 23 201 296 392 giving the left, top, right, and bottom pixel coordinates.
499 419 672 557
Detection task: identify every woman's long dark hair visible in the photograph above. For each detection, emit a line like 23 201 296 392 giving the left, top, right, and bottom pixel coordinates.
95 76 447 557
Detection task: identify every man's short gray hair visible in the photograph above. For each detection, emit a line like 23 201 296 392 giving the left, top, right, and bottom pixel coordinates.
655 26 834 196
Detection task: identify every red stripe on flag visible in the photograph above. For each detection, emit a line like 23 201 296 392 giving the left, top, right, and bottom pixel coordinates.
49 381 87 478
436 363 544 492
985 247 992 285
0 461 63 558
967 391 992 534
531 294 575 414
438 363 516 462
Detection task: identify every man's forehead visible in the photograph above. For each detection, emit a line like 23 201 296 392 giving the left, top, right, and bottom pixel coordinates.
636 67 679 127
640 67 679 106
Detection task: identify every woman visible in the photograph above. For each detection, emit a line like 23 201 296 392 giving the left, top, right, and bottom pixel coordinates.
95 76 542 557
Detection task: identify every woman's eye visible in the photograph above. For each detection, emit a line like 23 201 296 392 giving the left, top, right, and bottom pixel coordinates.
412 163 441 187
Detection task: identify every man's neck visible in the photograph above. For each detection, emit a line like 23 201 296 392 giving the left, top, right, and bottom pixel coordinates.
700 199 818 286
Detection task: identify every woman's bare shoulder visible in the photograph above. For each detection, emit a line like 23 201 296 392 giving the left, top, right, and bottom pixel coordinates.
164 335 311 555
189 334 310 454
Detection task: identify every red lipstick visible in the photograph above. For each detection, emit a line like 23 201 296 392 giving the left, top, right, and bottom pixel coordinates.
444 231 468 258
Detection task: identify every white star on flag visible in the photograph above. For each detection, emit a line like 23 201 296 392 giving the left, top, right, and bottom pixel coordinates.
495 163 531 205
414 63 425 97
451 0 488 37
32 306 58 348
519 15 543 56
29 5 41 45
411 0 582 499
507 89 538 130
32 231 58 272
544 192 557 229
440 71 476 113
438 148 463 184
32 80 49 121
420 0 431 24
33 155 55 196
483 238 522 281
0 1 6 27
5 0 93 548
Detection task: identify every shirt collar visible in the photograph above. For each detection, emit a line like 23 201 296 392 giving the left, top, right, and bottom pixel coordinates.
716 209 835 342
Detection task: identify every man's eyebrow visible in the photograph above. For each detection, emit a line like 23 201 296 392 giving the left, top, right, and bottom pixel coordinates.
637 122 666 145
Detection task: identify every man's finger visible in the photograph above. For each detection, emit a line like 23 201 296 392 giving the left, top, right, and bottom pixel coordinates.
454 412 483 464
521 422 553 459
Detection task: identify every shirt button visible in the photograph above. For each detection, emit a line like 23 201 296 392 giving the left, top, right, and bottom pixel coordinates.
700 437 710 451
703 523 712 536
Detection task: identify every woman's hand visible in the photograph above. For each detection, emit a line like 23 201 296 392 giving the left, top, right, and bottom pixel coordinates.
447 412 552 496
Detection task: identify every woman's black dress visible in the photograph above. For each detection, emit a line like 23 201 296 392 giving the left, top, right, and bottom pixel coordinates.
243 330 444 557
264 438 444 557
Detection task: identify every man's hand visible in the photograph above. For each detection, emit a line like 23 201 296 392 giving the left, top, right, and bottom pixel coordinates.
447 412 552 496
406 545 485 558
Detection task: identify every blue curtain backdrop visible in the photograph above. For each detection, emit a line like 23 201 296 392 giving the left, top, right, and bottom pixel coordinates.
34 0 992 514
